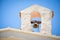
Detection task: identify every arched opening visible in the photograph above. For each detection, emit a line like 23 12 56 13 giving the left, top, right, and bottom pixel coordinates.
31 11 41 32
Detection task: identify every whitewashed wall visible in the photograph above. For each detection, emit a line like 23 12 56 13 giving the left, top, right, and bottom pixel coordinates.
0 28 60 40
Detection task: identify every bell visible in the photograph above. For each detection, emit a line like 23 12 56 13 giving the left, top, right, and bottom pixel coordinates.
33 23 38 28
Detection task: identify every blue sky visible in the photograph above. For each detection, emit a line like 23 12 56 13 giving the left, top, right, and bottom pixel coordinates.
0 0 60 36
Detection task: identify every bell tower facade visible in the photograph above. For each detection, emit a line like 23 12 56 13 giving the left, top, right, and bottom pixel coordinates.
20 5 54 35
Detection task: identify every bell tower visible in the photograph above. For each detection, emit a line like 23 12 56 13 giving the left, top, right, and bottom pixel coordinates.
20 5 54 35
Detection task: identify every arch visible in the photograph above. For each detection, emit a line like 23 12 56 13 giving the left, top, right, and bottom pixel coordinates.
30 11 41 32
31 11 41 19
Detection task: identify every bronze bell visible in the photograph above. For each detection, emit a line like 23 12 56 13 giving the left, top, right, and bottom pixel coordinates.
31 20 41 28
33 23 38 28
